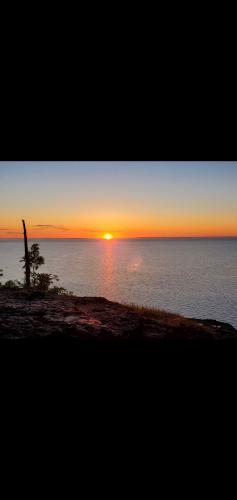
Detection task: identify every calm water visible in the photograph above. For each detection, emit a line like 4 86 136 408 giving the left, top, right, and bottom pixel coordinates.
0 238 237 328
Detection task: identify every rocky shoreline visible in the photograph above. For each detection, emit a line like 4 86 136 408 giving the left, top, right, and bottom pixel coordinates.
0 288 236 340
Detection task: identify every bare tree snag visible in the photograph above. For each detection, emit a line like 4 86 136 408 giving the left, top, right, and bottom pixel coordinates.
22 219 31 288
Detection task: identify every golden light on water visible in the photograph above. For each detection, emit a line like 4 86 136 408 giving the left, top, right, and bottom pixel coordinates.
103 233 113 240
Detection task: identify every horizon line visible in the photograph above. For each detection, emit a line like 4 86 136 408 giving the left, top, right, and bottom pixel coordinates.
1 236 237 240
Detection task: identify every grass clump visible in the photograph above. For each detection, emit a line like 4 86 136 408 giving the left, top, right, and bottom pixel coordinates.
124 303 209 331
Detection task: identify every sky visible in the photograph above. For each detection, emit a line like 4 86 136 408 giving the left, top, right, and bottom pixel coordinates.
0 162 236 238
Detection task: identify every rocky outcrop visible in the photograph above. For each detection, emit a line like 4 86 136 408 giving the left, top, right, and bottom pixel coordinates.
0 288 236 340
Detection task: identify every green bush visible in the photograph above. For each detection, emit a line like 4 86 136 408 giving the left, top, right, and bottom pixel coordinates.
20 244 61 291
49 286 73 296
0 270 23 289
31 272 59 291
1 242 73 295
3 280 23 289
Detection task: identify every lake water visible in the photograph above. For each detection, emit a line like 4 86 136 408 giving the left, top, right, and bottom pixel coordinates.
0 238 237 328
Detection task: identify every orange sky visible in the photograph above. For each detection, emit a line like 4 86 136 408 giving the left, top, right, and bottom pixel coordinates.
0 162 237 238
1 213 237 239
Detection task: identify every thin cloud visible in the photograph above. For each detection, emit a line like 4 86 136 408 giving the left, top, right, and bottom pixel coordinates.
33 225 70 231
85 229 104 233
81 229 123 233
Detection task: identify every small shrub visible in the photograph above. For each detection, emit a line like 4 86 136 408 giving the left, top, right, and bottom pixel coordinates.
31 272 59 291
49 286 73 296
3 280 23 289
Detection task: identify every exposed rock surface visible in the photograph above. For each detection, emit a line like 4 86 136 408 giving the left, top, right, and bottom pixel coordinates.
0 288 236 340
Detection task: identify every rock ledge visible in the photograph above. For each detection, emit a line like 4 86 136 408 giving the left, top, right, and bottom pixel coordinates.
0 288 236 340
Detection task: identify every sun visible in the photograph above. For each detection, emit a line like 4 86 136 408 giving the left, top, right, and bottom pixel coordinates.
103 233 113 240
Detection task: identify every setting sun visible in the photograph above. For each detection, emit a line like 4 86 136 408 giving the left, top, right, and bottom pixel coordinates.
103 233 113 240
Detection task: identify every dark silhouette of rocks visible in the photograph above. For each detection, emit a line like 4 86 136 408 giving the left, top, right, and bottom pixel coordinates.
0 288 236 340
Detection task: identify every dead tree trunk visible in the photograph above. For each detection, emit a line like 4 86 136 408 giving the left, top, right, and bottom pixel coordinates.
22 219 31 288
